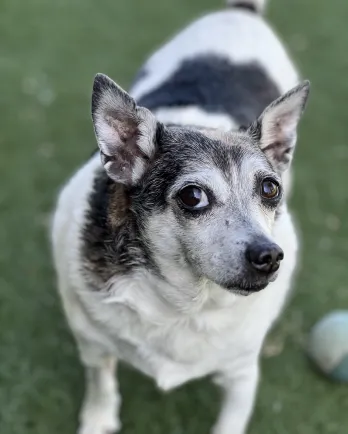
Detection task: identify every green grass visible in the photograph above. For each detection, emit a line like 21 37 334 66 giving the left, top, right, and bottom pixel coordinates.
1 0 348 433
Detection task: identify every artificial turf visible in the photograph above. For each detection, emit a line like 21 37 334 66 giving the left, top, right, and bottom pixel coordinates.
1 0 348 433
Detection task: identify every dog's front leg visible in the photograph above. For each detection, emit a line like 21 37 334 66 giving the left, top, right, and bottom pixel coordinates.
78 350 121 434
212 363 259 434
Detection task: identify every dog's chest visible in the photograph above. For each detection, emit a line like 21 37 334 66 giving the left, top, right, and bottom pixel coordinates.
82 289 272 390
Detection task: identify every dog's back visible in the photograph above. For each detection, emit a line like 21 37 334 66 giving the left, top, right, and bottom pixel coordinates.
131 0 298 130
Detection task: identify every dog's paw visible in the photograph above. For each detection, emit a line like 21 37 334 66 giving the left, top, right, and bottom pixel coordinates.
78 410 121 434
211 424 244 434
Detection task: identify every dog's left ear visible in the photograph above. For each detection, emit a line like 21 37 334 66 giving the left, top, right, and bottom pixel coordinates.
92 73 158 185
249 81 310 172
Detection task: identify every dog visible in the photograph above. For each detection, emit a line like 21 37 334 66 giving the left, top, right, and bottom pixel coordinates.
51 0 310 433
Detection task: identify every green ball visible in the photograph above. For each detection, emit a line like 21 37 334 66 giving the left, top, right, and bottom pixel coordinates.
308 311 348 382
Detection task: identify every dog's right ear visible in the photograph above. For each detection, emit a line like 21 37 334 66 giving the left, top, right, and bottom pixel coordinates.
92 73 158 185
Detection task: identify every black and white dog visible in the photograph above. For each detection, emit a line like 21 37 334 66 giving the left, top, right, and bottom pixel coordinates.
52 0 310 433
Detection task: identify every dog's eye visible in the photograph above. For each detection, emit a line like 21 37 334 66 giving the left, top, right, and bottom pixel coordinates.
178 185 209 209
260 178 280 200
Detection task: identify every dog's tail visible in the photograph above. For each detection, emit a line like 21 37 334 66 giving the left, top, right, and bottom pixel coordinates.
226 0 267 14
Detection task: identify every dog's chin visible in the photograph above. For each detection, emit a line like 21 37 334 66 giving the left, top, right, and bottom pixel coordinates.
216 270 280 296
224 281 269 296
220 280 271 296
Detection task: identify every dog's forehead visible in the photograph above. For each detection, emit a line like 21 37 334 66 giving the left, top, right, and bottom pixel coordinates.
162 125 270 175
197 126 248 143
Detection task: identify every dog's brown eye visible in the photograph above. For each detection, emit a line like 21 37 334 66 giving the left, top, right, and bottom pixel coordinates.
261 179 280 200
178 185 209 209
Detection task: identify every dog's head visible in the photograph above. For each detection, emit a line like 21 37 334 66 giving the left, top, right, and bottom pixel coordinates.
91 74 309 296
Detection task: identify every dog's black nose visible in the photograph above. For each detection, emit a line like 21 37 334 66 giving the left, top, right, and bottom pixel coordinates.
246 242 284 274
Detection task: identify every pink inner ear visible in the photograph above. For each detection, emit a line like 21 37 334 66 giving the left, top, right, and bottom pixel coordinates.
273 112 298 144
93 82 157 184
262 106 299 150
97 114 138 157
106 113 137 142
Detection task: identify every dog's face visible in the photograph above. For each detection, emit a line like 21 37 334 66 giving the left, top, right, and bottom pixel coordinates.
92 74 309 295
136 128 284 294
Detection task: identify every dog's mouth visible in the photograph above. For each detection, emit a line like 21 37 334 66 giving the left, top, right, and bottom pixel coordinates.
217 269 280 296
217 276 277 296
224 281 269 295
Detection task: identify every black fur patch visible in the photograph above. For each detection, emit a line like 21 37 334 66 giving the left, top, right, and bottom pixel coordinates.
137 56 280 127
82 168 158 284
229 2 257 13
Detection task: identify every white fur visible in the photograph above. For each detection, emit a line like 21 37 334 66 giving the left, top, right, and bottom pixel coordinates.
78 360 121 434
154 106 238 131
52 7 300 434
